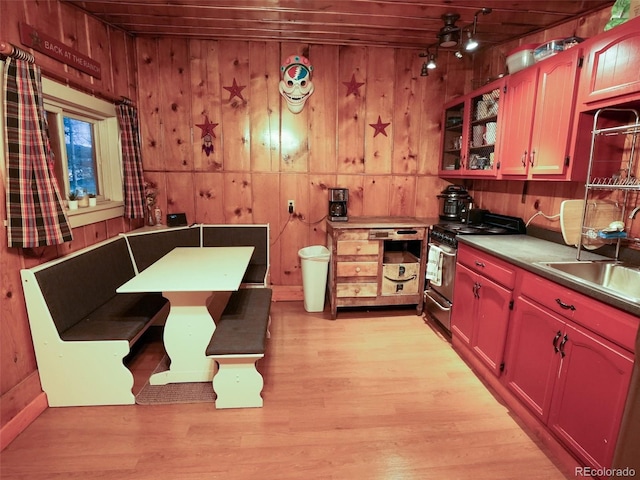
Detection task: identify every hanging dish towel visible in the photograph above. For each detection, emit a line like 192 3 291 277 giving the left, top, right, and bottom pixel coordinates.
426 245 443 287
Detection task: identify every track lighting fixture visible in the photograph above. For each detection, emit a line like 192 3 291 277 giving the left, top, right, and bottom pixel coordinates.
420 7 492 73
464 30 479 52
420 62 429 76
427 53 437 69
465 7 491 52
438 13 460 48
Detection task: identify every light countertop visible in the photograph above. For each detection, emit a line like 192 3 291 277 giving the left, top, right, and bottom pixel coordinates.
327 216 438 229
457 234 640 317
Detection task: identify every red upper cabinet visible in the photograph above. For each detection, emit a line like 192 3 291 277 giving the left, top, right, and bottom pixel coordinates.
498 67 539 176
440 78 505 178
440 98 466 176
529 48 583 178
500 47 583 179
578 16 640 109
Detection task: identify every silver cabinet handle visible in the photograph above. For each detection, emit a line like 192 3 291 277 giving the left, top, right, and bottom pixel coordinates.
425 290 451 311
428 243 456 257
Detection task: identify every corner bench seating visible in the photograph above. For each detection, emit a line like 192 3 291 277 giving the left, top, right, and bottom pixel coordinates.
124 224 270 285
206 287 273 409
20 223 270 407
20 237 170 407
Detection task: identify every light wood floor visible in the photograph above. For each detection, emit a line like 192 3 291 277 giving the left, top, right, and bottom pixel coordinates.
1 302 574 479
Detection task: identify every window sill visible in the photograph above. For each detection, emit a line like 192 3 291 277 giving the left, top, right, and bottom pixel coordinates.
67 201 124 228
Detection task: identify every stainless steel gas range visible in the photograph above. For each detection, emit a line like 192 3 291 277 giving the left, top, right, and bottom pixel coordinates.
424 212 526 334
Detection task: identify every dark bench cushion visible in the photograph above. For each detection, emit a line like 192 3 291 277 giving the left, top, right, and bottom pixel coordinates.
207 288 272 356
202 226 268 283
61 293 168 342
35 237 136 335
126 227 200 272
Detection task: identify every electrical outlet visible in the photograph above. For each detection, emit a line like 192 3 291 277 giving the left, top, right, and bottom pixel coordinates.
288 200 295 214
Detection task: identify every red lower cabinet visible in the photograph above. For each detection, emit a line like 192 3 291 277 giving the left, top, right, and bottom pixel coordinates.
504 272 635 474
455 245 637 476
471 273 511 374
451 246 515 376
547 322 633 471
504 296 562 422
451 263 476 346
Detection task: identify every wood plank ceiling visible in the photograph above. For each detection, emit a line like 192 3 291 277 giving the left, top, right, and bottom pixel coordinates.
64 0 615 51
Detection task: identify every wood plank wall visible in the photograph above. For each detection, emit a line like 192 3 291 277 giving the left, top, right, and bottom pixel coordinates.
0 0 140 438
134 39 455 289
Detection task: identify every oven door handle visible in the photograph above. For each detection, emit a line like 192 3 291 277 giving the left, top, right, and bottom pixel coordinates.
428 243 456 257
425 289 452 311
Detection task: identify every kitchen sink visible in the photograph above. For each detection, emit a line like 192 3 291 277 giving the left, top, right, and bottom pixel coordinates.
535 261 640 301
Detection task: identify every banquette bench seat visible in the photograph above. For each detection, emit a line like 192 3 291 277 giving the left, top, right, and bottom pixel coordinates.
202 225 269 286
207 287 273 409
124 224 269 285
20 224 270 407
20 237 170 407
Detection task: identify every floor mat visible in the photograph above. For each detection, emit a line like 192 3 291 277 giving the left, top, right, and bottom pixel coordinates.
135 356 215 405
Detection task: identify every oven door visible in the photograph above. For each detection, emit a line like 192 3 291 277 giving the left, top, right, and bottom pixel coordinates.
424 287 452 333
425 241 457 333
428 241 457 301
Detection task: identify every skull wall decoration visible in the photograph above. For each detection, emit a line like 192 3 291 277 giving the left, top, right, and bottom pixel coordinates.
279 55 314 114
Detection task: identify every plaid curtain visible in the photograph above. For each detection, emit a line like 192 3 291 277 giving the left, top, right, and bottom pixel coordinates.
3 46 72 247
116 100 145 218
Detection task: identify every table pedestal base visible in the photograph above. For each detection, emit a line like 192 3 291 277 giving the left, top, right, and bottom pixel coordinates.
149 291 217 386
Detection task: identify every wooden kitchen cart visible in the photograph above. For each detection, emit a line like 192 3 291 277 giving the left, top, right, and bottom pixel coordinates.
326 217 430 319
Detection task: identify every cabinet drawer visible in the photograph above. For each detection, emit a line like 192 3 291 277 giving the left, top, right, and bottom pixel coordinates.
520 270 584 320
457 244 516 289
519 270 637 352
336 240 379 256
337 283 378 298
336 262 378 277
336 230 369 241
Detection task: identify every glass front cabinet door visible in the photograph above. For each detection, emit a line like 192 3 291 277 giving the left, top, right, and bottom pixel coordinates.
440 78 504 178
440 99 465 175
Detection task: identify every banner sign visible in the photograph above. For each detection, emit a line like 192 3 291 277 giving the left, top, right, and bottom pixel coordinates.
19 22 102 79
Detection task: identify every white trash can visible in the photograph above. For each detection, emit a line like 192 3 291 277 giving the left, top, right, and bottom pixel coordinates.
298 245 330 312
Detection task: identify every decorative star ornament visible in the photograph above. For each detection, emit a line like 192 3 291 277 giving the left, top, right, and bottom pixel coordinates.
343 74 365 97
369 116 390 137
195 116 218 138
223 78 246 101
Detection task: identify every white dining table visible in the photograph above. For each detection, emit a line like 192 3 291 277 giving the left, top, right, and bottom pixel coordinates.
117 246 254 385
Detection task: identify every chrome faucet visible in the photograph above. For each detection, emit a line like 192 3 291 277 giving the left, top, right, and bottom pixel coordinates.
630 206 640 219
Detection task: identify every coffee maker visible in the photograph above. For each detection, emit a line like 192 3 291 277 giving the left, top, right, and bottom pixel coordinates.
328 188 348 221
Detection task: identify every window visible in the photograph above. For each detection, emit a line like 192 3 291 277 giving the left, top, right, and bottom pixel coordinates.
64 116 98 197
42 78 124 227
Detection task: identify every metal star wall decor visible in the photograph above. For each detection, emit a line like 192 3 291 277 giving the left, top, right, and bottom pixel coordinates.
369 116 390 137
195 116 218 138
343 74 365 97
223 78 246 101
195 116 219 156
